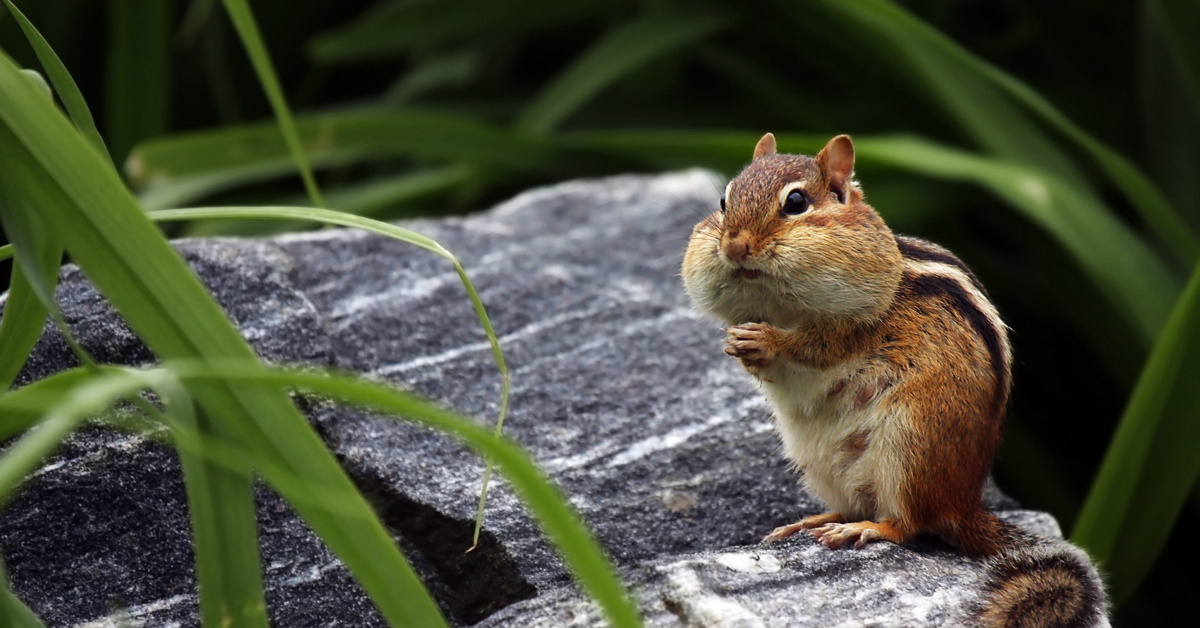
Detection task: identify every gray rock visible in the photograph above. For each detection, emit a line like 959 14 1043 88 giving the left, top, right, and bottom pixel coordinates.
0 171 1102 627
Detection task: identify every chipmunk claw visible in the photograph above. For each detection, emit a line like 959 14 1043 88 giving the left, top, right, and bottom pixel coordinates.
725 323 777 369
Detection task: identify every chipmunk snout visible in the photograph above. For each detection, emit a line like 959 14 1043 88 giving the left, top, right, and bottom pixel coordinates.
721 230 752 263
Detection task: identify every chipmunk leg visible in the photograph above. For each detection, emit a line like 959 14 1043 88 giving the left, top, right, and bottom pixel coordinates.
763 511 845 542
811 518 911 550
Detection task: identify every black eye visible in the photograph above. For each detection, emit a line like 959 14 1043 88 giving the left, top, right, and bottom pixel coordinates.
783 190 809 215
720 195 726 213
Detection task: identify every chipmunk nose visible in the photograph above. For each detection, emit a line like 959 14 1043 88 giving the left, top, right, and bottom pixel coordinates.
721 232 751 263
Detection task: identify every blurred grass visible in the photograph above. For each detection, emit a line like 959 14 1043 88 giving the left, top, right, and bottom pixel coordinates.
0 0 1198 624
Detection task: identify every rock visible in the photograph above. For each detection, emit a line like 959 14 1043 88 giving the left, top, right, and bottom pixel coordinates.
0 171 1104 627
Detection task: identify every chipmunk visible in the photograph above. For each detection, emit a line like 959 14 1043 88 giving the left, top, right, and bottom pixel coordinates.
682 133 1107 627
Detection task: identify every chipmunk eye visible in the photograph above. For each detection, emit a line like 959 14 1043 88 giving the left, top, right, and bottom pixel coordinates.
720 195 727 213
783 190 809 216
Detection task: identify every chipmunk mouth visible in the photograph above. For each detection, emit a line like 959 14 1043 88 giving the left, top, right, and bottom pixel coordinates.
733 268 763 280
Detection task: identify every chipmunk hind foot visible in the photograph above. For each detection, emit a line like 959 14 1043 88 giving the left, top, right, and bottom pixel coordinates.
975 521 1108 628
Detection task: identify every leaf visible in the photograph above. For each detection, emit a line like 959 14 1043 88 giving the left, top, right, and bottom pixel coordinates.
166 361 640 628
1072 261 1200 604
0 368 162 507
0 50 448 627
127 108 553 209
516 9 726 134
176 405 270 627
219 0 325 207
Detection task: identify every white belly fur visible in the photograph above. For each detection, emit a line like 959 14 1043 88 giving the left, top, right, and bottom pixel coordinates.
761 360 908 522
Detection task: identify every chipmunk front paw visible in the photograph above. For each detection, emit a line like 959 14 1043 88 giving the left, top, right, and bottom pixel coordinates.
725 322 779 371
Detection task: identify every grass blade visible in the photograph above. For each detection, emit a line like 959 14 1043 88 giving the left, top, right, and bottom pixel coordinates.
147 204 513 545
105 0 173 163
0 50 448 627
166 362 639 628
1072 261 1200 603
176 404 270 627
219 0 324 207
516 9 726 134
127 108 553 209
0 368 161 506
1 0 111 167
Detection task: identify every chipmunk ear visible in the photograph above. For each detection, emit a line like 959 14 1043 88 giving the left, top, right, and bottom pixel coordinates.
817 134 855 203
753 132 777 160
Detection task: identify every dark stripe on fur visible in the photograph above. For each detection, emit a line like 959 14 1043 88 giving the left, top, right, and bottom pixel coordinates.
895 235 988 296
975 520 1107 627
902 271 1009 417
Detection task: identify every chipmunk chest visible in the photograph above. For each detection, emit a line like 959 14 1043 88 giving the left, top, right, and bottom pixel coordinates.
760 360 902 517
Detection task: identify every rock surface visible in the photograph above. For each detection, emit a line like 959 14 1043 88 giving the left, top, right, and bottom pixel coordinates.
0 171 1098 627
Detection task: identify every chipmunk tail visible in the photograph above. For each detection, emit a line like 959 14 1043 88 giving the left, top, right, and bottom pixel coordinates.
974 516 1108 628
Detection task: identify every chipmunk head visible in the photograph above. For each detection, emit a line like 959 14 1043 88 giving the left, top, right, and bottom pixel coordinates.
682 133 902 327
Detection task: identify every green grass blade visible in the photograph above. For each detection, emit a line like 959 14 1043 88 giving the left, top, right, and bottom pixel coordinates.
219 0 325 208
148 204 512 544
176 405 270 627
0 368 92 440
308 0 620 64
0 260 56 391
0 368 161 506
808 0 1200 266
177 166 478 236
1072 261 1200 603
127 108 553 209
167 362 639 628
515 10 725 134
1 0 111 167
0 50 448 627
564 129 1179 342
105 0 172 163
150 205 450 257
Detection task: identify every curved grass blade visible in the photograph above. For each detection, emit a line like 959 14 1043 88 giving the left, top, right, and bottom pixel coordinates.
219 0 324 207
516 9 726 134
0 368 163 507
0 51 448 627
1072 261 1200 604
178 165 478 236
148 205 512 546
166 362 640 628
808 0 1200 266
1 0 111 167
127 108 553 209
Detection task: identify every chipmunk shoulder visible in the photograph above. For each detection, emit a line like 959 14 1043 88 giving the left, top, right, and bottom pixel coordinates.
682 133 1106 628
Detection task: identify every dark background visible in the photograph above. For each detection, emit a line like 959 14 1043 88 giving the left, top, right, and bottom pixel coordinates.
1 1 1195 624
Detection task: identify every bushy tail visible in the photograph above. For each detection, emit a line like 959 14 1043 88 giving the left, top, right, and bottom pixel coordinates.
971 513 1108 628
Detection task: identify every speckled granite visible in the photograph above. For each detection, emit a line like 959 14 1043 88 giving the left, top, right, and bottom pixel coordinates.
0 171 1102 627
